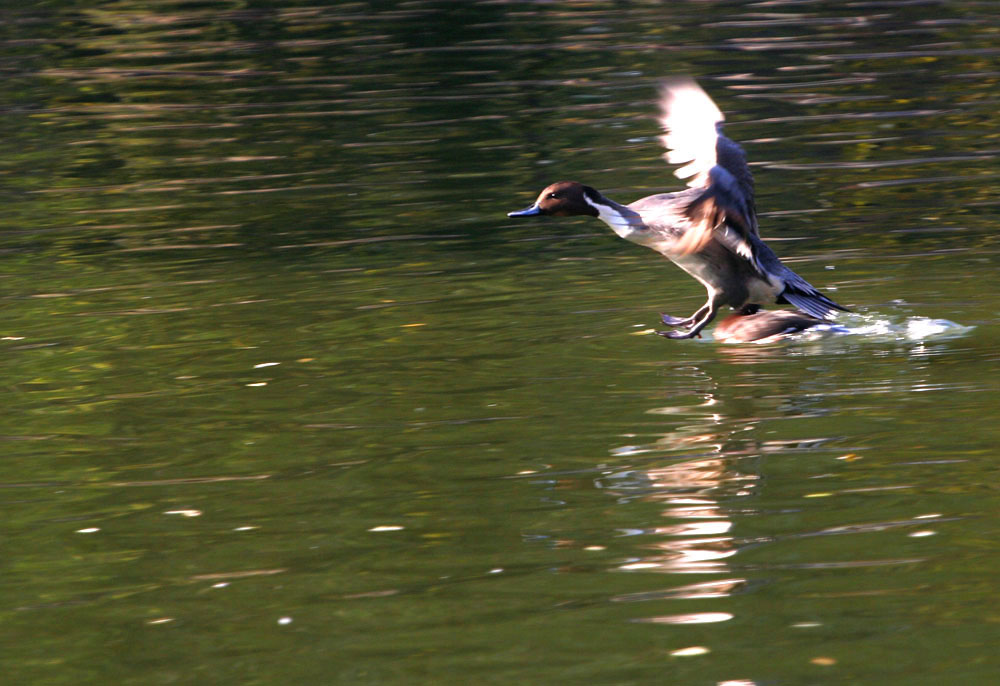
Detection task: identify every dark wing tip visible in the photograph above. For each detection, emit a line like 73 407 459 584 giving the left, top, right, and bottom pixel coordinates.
781 291 850 320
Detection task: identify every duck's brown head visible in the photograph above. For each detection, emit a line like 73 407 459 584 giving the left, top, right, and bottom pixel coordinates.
507 181 601 218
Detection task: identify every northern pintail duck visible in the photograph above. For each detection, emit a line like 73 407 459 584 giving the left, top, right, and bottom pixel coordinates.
507 78 848 340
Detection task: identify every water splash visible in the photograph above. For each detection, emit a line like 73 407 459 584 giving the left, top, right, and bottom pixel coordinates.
707 312 973 345
793 313 974 343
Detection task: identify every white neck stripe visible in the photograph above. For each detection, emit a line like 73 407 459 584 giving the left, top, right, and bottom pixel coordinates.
584 196 646 241
583 196 631 227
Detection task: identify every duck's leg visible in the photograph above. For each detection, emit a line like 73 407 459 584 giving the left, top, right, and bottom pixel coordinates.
659 313 691 327
660 304 710 328
656 294 722 340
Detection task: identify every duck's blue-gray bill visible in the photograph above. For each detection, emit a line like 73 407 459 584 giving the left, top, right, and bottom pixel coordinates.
507 205 541 217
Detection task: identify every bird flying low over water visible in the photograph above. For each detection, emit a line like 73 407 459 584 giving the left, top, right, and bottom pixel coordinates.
508 78 849 341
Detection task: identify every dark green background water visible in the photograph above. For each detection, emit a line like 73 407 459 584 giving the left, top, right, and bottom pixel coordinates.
2 1 999 684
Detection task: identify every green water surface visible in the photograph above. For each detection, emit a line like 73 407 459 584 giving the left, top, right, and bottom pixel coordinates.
1 2 999 684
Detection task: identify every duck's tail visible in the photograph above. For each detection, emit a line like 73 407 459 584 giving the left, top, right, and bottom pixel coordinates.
779 283 850 321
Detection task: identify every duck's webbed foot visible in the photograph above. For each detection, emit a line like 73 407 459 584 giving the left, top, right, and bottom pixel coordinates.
659 313 696 328
654 300 719 341
659 303 709 329
656 328 701 340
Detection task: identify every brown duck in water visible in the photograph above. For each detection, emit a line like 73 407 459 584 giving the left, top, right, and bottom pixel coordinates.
710 305 826 344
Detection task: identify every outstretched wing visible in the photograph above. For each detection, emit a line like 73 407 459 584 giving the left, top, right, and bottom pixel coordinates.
658 78 758 256
658 78 724 186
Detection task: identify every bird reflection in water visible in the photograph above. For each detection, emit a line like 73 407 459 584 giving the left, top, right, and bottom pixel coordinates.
598 386 775 593
590 359 841 614
601 454 754 578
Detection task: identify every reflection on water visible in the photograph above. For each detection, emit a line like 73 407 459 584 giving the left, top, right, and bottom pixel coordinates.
598 386 757 606
608 458 746 575
589 346 983 644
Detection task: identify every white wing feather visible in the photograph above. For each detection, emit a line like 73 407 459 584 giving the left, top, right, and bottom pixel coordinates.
658 79 724 187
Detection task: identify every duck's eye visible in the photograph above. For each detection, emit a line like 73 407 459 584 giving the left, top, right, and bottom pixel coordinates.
548 193 559 199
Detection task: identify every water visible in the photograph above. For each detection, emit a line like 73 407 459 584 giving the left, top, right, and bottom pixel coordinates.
2 2 999 684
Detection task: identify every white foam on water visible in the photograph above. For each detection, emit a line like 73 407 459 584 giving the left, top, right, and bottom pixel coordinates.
788 314 973 344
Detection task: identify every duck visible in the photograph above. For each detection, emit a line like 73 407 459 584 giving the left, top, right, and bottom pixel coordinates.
711 304 825 344
507 78 849 340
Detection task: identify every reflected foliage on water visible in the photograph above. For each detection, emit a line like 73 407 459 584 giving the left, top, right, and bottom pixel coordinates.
1 1 999 685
